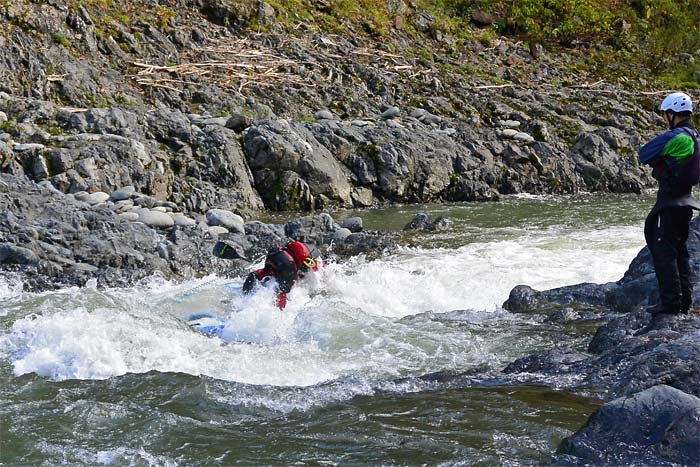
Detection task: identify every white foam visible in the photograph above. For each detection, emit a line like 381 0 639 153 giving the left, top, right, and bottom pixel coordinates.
0 221 644 391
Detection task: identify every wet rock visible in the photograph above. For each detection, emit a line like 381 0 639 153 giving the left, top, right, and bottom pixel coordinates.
503 282 615 314
333 227 352 242
0 243 37 264
403 212 451 232
331 231 397 257
560 385 700 466
340 217 363 233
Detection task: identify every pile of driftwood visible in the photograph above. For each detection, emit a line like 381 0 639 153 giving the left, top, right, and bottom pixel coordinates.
131 34 423 94
132 36 309 93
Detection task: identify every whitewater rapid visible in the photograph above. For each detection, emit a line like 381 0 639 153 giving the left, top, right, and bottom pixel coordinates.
0 220 643 391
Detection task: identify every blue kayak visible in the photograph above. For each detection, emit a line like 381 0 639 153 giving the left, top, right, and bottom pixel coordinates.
185 313 225 337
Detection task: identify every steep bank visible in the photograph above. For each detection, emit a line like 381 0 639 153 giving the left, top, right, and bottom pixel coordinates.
1 0 682 217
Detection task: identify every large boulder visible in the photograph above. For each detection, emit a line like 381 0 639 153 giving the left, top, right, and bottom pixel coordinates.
243 120 354 209
560 385 700 466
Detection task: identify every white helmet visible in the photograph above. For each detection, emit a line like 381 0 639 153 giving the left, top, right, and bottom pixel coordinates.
659 92 694 113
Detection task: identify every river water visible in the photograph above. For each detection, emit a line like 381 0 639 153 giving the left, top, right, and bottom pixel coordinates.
0 194 653 466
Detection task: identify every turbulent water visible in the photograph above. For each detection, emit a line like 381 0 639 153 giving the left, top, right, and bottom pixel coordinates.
0 194 653 466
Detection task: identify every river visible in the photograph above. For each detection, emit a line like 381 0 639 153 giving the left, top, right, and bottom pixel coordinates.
0 193 653 466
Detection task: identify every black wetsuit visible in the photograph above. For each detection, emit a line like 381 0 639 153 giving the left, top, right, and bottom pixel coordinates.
640 121 700 313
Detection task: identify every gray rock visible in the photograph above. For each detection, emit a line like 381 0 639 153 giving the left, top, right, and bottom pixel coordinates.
136 210 175 228
225 114 248 133
110 185 135 201
333 227 352 242
0 243 36 264
13 143 45 152
71 262 99 273
403 212 432 231
207 226 229 236
340 216 363 233
172 215 196 227
560 385 700 466
118 212 139 221
381 106 400 119
73 191 91 202
205 209 244 233
315 110 334 120
420 113 442 125
86 192 110 205
410 108 427 119
351 120 371 127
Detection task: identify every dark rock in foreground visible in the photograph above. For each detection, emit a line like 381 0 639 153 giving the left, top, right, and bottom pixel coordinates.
559 385 700 466
502 216 700 466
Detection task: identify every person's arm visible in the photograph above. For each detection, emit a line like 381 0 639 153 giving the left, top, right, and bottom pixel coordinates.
242 268 266 294
275 292 287 309
639 129 683 165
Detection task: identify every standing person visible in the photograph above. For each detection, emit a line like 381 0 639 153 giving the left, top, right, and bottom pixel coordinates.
241 241 319 309
639 92 700 323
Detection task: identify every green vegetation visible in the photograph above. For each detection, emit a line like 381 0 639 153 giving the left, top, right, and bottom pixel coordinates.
2 0 693 88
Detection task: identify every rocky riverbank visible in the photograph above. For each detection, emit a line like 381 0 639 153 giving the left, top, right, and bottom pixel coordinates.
1 1 698 464
0 172 396 291
0 0 673 217
500 218 700 466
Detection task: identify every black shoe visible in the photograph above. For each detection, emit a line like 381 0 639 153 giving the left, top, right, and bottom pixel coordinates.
636 310 679 335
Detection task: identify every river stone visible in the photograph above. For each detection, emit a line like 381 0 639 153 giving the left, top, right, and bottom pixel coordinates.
351 120 371 127
73 191 90 202
207 226 229 235
137 210 175 228
173 215 196 227
152 206 167 213
206 209 244 233
410 108 427 118
514 132 535 143
0 111 6 124
0 243 36 264
113 200 134 212
315 110 334 120
501 128 519 138
340 217 363 233
420 113 441 125
134 195 156 208
499 119 521 128
87 192 110 205
118 212 139 221
381 106 400 119
333 227 352 242
110 185 135 201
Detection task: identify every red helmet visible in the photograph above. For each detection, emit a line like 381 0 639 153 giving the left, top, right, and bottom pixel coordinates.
285 241 309 266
